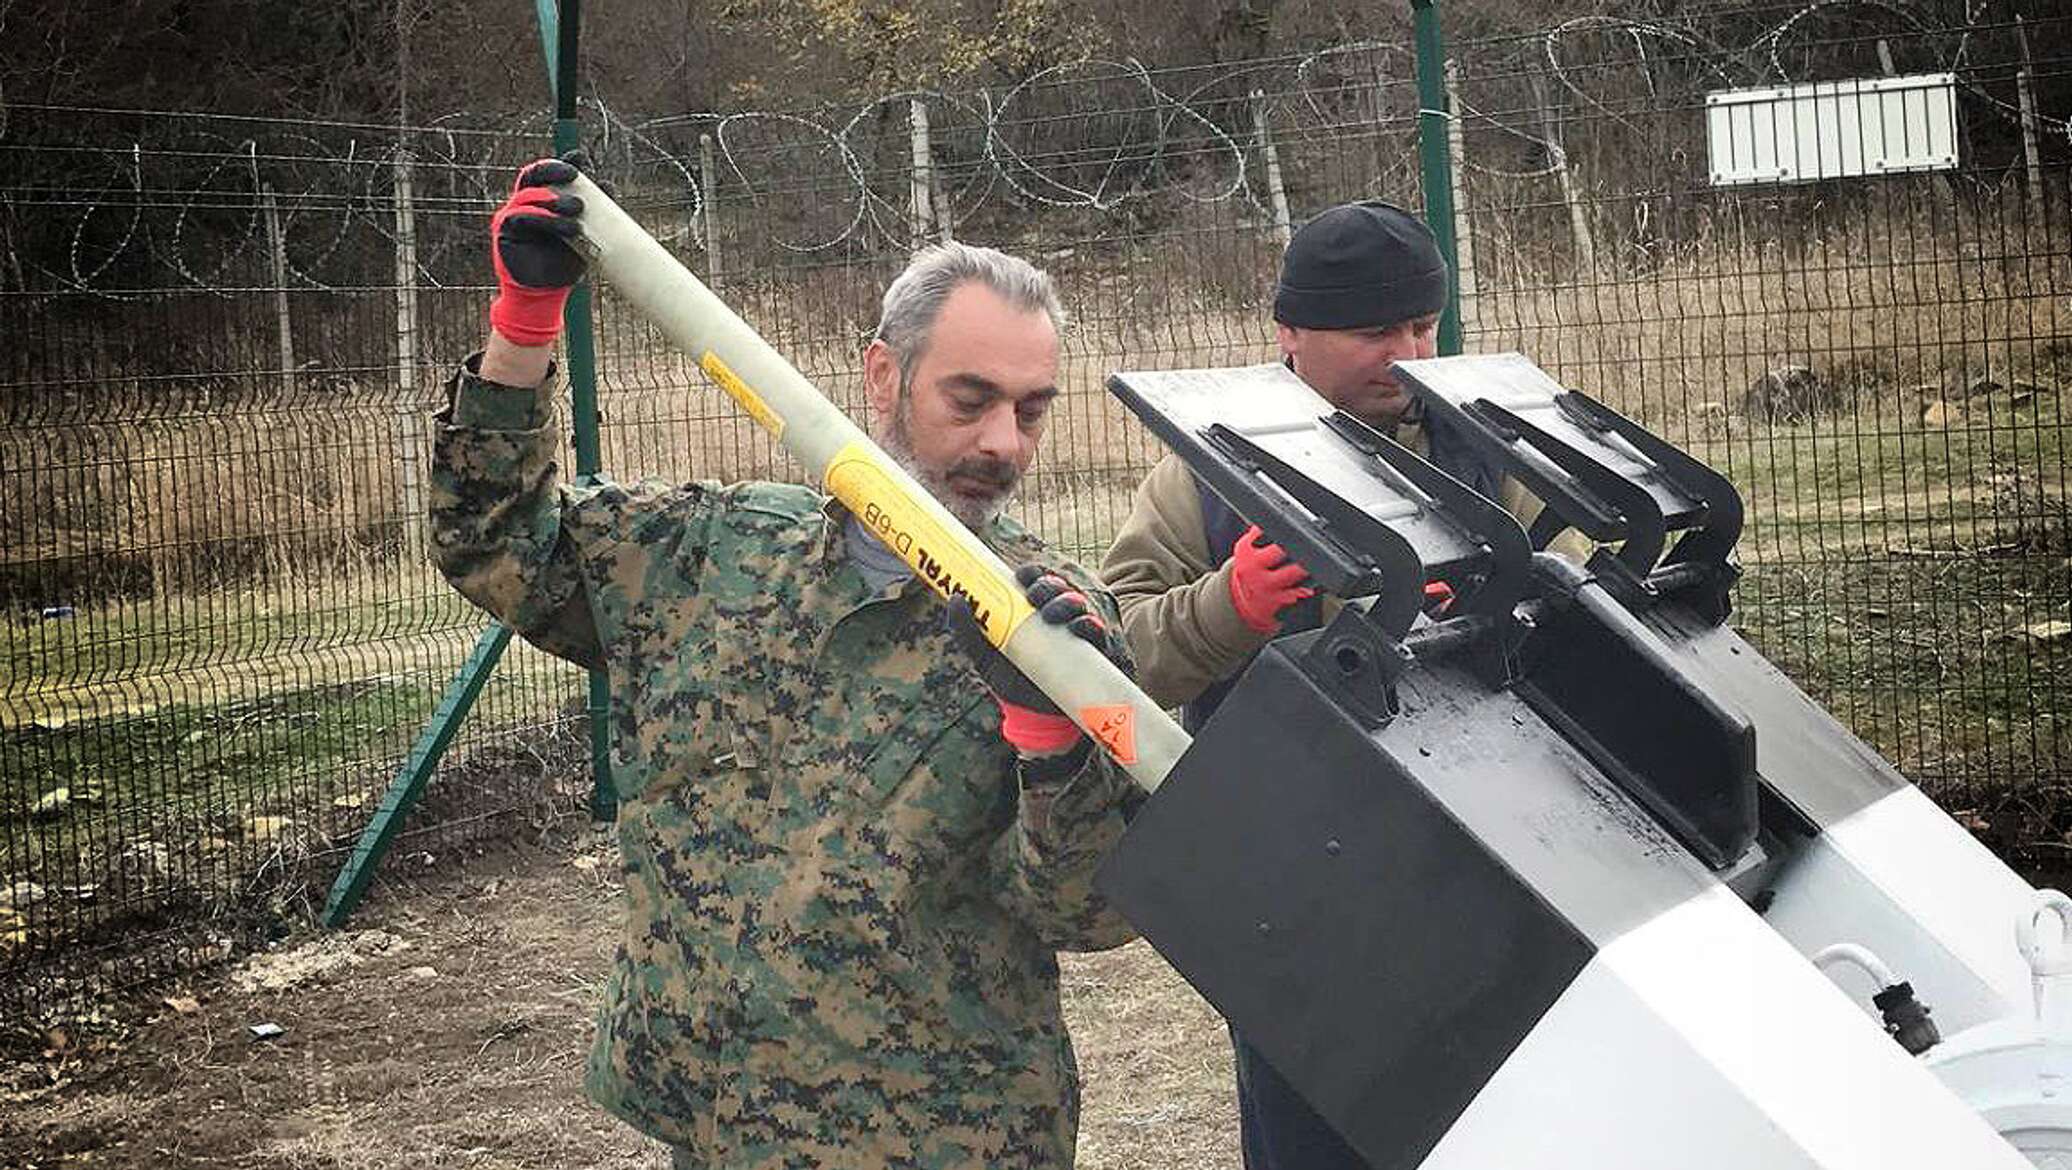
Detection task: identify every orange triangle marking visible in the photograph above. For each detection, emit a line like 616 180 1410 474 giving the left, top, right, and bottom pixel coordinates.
1079 704 1139 767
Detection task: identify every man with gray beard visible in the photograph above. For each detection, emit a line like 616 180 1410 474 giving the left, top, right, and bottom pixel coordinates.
431 158 1144 1169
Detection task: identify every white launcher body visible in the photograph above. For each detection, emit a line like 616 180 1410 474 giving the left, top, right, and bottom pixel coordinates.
1092 358 2072 1170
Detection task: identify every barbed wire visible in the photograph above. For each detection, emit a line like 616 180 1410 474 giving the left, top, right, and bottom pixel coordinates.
836 89 1002 239
1534 1 2069 150
5 0 2067 299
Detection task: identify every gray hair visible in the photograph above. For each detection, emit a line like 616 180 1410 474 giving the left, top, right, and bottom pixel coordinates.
873 241 1067 383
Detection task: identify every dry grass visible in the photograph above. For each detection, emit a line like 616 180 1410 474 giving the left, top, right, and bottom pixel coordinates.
1465 214 2072 434
0 308 1265 609
1066 943 1241 1170
1 399 438 606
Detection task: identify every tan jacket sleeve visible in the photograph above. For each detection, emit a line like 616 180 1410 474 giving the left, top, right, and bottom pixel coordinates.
1494 473 1596 564
1098 452 1274 710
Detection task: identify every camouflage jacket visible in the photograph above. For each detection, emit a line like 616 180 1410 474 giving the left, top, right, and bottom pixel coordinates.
430 357 1145 1169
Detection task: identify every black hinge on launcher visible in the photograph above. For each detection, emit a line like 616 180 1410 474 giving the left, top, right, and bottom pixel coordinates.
1201 412 1536 642
1554 392 1745 623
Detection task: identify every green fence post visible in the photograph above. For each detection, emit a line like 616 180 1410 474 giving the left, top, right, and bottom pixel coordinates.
324 0 613 927
324 624 513 926
1411 0 1465 357
536 0 617 823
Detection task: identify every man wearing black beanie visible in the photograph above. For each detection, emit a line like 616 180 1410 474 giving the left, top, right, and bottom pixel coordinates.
1100 201 1580 1170
1101 199 1511 725
1270 199 1450 429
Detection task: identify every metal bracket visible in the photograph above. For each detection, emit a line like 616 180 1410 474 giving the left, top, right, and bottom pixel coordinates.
1396 354 1747 627
1293 608 1408 731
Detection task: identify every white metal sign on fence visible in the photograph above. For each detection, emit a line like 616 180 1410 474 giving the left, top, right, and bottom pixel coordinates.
1706 73 1958 186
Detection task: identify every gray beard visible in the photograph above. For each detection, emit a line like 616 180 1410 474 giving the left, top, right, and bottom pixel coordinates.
881 396 1013 530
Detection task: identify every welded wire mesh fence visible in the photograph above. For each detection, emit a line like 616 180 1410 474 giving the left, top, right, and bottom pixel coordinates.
1 111 593 1013
1447 4 2071 855
5 2 2068 1010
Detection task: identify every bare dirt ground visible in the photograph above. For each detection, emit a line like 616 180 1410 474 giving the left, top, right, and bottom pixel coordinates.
0 828 1240 1170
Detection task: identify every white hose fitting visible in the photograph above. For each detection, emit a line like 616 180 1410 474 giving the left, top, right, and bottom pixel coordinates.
1813 941 1899 991
2016 889 2072 1038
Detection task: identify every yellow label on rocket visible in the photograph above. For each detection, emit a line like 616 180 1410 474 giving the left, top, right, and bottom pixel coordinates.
700 350 785 439
823 442 1033 647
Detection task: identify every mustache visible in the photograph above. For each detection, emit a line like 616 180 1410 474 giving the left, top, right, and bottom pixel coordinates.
944 457 1017 490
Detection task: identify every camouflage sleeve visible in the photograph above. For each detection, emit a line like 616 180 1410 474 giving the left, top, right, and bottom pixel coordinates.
991 746 1145 952
429 354 715 671
988 565 1146 952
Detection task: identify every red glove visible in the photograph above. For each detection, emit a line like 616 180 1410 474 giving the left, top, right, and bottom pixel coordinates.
1423 579 1456 616
1227 524 1314 634
995 699 1084 757
948 565 1130 757
488 158 587 347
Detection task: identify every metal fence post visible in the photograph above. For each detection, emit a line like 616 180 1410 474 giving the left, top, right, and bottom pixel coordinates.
323 625 513 926
909 98 936 253
1441 62 1479 339
2016 15 2046 213
1529 67 1598 277
326 0 609 927
700 132 722 280
260 184 296 400
1411 0 1465 356
538 0 617 823
1252 89 1293 248
929 134 954 243
392 148 428 566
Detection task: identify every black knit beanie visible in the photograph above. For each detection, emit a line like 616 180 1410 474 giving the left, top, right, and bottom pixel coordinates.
1273 201 1449 330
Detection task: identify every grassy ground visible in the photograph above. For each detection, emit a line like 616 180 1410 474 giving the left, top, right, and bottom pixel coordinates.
1 564 486 724
5 680 443 872
1706 412 2070 550
3 582 475 698
1698 394 2072 807
1736 554 2070 788
3 617 585 975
